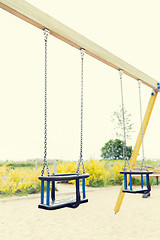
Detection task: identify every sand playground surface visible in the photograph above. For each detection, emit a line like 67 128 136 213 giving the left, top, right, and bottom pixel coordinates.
0 184 160 240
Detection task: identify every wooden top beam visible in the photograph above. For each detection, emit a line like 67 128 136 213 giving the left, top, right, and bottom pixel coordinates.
0 0 159 90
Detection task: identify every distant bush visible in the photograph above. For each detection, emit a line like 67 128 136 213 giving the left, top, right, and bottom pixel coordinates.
1 159 159 197
56 159 123 187
0 164 41 197
58 161 77 174
85 159 107 187
0 159 128 198
56 159 108 187
111 161 124 185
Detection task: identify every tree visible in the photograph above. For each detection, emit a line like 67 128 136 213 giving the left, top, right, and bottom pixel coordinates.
111 107 134 140
101 139 132 160
111 107 134 159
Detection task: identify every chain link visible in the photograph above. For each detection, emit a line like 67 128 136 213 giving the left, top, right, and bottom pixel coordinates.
119 70 131 171
76 49 85 174
138 80 147 170
41 29 50 176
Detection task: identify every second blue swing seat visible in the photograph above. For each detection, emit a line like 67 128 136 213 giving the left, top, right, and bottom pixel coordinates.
120 170 153 194
38 173 89 210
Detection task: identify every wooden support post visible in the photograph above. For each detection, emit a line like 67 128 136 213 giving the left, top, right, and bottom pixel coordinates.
0 0 159 89
114 91 158 213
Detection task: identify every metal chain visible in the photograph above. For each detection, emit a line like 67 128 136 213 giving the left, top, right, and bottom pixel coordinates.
76 49 85 174
41 29 50 176
138 80 147 170
119 70 131 171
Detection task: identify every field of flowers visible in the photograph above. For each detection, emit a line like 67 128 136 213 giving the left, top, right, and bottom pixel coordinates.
0 159 159 197
0 164 41 197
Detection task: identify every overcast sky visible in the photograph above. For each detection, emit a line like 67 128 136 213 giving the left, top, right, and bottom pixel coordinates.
0 0 160 161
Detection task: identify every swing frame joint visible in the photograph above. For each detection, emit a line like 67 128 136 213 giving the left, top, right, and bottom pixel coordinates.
151 89 157 95
43 28 50 40
80 48 85 58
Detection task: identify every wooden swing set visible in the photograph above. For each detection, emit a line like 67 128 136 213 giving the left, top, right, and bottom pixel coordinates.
1 0 160 213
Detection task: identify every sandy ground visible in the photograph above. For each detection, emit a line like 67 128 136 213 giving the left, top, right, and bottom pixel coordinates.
0 184 160 240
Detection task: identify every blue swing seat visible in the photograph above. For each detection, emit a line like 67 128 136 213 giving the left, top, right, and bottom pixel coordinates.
120 170 153 194
38 173 89 210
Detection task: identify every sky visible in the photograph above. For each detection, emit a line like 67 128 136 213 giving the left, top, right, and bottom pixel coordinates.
0 0 160 161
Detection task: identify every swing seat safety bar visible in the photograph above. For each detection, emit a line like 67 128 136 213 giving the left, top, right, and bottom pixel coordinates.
119 170 153 175
39 173 89 181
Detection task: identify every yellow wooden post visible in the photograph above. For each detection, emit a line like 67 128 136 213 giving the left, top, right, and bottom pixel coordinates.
114 91 158 213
